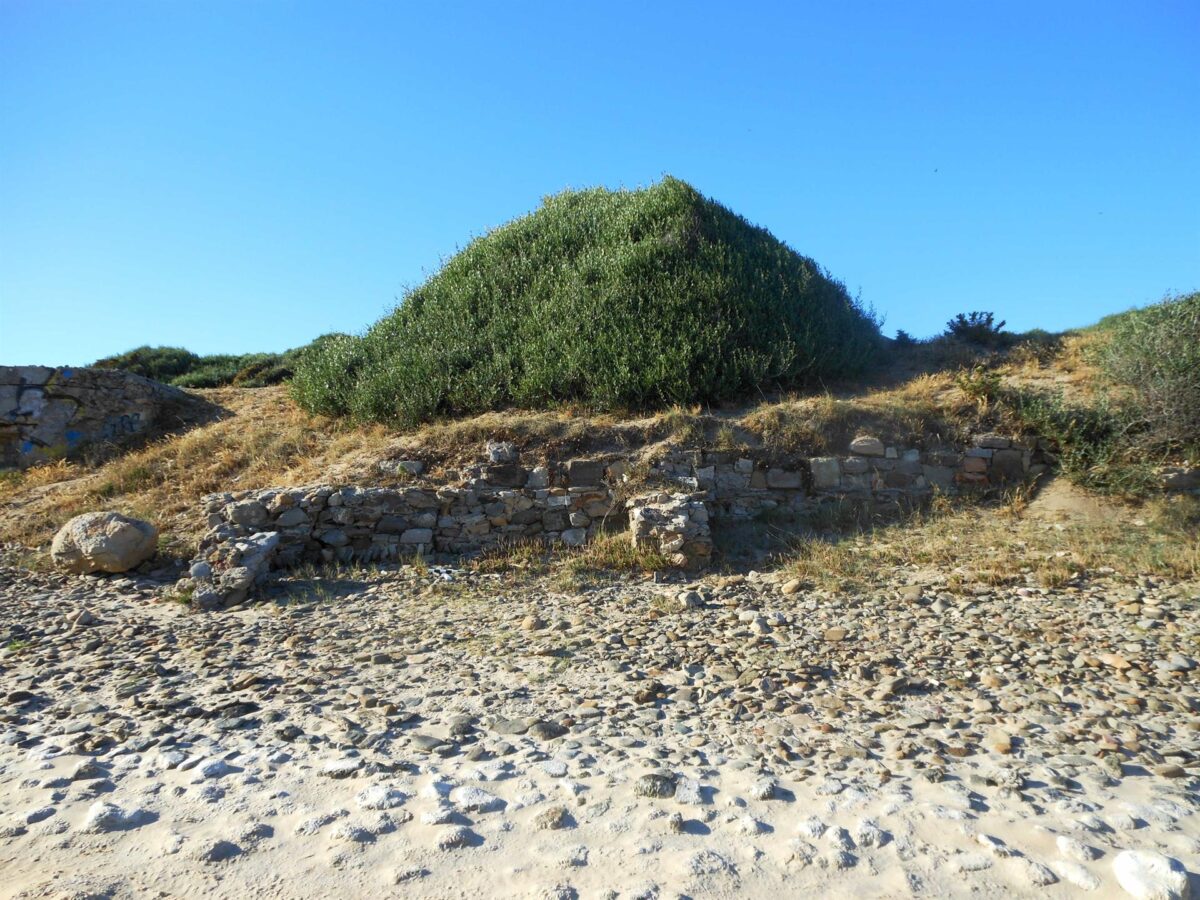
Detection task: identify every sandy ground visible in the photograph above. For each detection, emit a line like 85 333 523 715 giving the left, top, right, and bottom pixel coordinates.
1 561 1197 899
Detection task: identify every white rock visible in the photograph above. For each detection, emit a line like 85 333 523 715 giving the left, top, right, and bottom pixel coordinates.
736 815 767 835
1054 860 1101 891
855 818 885 848
797 816 826 839
449 785 503 813
79 801 136 833
1013 857 1058 887
675 778 705 806
1058 834 1101 862
977 833 1012 857
355 785 407 811
1112 850 1191 900
51 512 158 574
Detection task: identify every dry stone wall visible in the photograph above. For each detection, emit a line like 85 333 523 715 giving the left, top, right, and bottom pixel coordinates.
183 432 1047 608
0 365 196 469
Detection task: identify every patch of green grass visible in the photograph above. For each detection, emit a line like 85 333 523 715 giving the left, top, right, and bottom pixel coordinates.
292 176 882 425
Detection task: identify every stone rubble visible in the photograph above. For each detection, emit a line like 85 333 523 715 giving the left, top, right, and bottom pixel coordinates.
0 560 1195 897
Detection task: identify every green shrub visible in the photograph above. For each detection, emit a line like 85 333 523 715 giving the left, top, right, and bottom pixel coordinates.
945 311 1009 347
292 177 882 424
92 337 349 390
1092 291 1200 453
93 346 201 383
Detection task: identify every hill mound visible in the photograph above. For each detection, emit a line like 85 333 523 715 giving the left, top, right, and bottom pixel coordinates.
292 177 882 424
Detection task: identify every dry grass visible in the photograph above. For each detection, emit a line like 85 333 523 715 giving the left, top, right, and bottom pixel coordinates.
6 330 1190 591
0 387 394 556
740 372 977 456
468 531 669 592
784 489 1199 592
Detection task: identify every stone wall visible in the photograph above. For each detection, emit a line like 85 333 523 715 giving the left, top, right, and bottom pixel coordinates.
0 366 197 469
182 432 1048 607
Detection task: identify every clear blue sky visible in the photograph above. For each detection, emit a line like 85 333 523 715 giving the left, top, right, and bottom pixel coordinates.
2 1 1197 365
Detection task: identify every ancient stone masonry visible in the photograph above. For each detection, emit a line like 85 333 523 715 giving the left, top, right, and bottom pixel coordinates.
184 433 1048 607
629 492 712 570
0 365 199 469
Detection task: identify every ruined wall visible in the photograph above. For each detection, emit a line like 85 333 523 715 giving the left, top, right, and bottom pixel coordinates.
0 366 195 469
183 433 1048 607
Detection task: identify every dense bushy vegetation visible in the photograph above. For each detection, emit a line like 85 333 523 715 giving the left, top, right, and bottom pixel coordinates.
960 292 1200 496
93 336 345 389
1091 291 1199 453
292 177 882 425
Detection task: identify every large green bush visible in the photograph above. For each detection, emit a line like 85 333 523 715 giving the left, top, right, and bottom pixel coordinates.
291 177 882 424
1093 291 1200 453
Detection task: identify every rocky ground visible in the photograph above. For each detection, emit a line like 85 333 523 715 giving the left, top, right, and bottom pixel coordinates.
0 560 1197 899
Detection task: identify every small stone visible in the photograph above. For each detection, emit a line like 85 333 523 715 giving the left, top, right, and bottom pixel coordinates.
634 773 676 799
355 785 406 811
534 805 570 831
749 776 777 800
321 758 363 778
824 627 849 642
797 817 826 839
79 801 137 833
1057 835 1101 863
436 825 476 850
1054 860 1101 891
449 785 504 813
1013 857 1058 887
195 839 242 863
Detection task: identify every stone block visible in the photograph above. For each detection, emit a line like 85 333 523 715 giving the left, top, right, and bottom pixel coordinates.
766 468 803 489
274 507 309 528
399 528 434 544
990 448 1026 481
849 435 885 457
376 515 408 534
962 455 988 474
542 508 570 532
566 459 605 487
841 457 869 475
975 433 1011 449
810 457 841 490
922 465 956 488
484 464 527 488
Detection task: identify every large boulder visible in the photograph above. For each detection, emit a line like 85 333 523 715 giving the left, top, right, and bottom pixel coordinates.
51 512 159 574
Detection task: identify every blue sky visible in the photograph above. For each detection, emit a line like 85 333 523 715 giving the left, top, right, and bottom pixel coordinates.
1 1 1197 365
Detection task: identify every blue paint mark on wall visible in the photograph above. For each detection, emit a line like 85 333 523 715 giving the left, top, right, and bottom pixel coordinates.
20 441 34 453
65 429 83 445
61 369 74 378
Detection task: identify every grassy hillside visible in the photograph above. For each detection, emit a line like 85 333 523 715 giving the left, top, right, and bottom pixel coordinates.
291 177 882 424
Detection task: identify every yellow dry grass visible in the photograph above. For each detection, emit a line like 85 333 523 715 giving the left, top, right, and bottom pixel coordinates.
784 489 1199 591
0 387 394 556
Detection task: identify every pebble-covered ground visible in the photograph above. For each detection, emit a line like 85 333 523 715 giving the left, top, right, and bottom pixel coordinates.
0 561 1197 899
